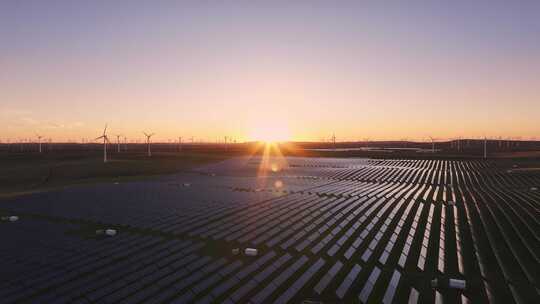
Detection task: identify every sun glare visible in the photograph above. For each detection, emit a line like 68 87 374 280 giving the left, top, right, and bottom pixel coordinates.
249 125 291 143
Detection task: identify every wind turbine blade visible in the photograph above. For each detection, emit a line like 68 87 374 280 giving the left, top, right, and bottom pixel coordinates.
95 136 104 140
143 132 149 137
103 124 108 135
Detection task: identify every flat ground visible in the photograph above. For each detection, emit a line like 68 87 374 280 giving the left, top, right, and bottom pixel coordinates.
0 151 232 197
1 156 539 303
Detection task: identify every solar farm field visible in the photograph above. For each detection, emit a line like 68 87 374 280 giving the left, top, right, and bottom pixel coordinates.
1 156 539 304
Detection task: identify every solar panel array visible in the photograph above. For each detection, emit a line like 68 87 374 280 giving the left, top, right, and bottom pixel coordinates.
1 156 539 303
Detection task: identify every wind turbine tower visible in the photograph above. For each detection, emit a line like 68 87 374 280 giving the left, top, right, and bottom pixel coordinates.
95 124 110 163
35 133 43 153
484 136 487 159
429 136 435 153
115 135 122 153
143 132 155 157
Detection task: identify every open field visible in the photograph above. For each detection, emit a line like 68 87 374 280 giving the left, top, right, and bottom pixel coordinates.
1 155 539 303
0 151 236 197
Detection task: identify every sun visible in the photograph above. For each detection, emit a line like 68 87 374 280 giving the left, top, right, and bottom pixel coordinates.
249 125 291 143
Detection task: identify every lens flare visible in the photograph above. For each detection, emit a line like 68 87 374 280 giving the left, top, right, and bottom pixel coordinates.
249 124 290 143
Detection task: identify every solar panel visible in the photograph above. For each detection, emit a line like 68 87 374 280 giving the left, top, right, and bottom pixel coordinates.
336 264 362 299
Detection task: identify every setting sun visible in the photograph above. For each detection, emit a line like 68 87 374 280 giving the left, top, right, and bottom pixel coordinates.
249 125 291 143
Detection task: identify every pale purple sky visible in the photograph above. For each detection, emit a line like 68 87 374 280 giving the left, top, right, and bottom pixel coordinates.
1 1 539 141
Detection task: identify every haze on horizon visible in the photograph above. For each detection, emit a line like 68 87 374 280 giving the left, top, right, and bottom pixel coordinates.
1 1 539 142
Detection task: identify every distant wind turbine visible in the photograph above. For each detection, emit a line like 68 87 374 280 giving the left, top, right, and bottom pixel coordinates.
428 136 436 153
401 138 409 148
363 138 370 148
143 132 155 157
484 136 487 159
95 124 110 163
115 135 122 153
35 133 43 153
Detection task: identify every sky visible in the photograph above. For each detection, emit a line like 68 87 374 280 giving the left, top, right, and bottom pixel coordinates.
1 1 539 142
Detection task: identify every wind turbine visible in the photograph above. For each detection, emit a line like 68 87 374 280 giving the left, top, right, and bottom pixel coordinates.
115 135 122 153
363 138 371 148
35 133 43 153
178 136 182 152
483 136 487 159
95 124 110 163
428 136 436 153
399 138 409 148
143 132 155 157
